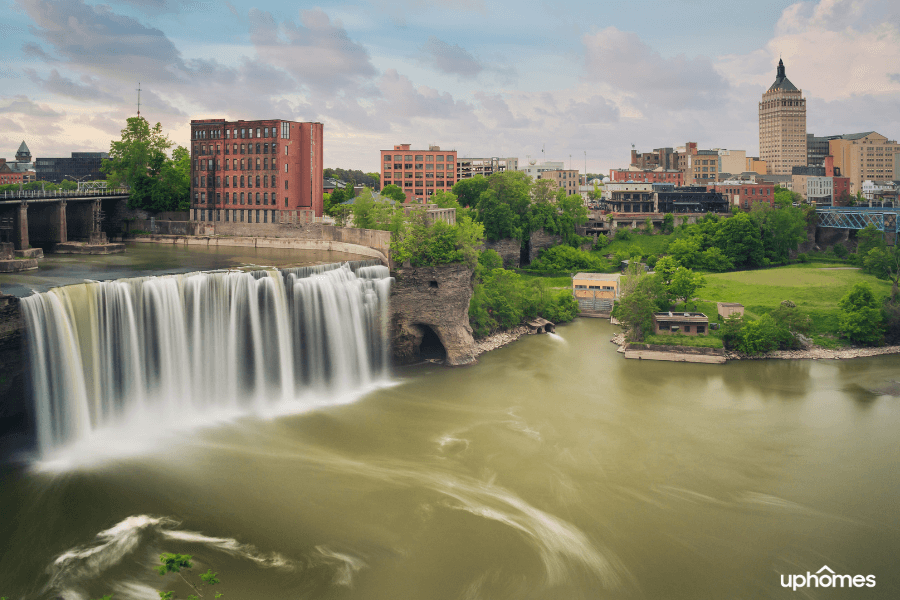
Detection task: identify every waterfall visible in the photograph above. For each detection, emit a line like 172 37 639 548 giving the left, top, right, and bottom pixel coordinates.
21 262 392 459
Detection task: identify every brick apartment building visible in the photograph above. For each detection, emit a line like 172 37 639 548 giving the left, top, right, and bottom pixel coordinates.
190 119 324 224
707 181 775 210
381 144 457 203
828 132 900 194
537 169 580 196
608 168 684 185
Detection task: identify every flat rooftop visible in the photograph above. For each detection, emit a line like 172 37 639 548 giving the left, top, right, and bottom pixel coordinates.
573 273 621 281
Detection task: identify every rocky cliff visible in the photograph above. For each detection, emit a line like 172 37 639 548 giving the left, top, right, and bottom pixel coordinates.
0 294 31 452
390 263 477 366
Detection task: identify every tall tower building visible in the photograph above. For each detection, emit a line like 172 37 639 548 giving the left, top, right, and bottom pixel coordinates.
759 59 806 176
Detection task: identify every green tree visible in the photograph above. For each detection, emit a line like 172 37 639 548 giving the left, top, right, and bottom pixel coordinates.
699 246 733 272
863 245 900 301
530 179 558 204
661 213 675 235
667 236 702 268
350 188 377 229
713 212 765 269
612 262 664 341
451 175 489 208
478 248 504 271
668 267 706 307
380 184 406 202
391 211 483 268
103 116 186 211
838 283 884 345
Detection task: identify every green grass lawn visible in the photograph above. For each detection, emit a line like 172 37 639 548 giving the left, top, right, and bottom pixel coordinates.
517 273 573 288
603 233 674 258
642 333 724 348
694 263 893 346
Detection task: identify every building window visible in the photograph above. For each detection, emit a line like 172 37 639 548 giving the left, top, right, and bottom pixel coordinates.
256 175 261 188
240 192 245 205
264 192 268 204
256 192 261 205
240 176 245 187
285 180 288 189
281 122 289 139
241 128 246 139
256 158 260 170
284 164 288 173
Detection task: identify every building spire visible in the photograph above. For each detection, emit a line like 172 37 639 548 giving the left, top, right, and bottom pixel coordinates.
777 58 785 79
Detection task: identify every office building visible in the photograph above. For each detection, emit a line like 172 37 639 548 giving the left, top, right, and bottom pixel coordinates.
759 59 807 175
381 144 457 203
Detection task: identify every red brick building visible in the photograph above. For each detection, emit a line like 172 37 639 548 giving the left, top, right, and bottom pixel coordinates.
0 160 26 185
190 119 324 223
707 181 775 210
832 177 851 205
380 144 457 203
609 168 684 185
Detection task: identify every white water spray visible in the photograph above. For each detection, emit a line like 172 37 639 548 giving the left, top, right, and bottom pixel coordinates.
21 262 392 459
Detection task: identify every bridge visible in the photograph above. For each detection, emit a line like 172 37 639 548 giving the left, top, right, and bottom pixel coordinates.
0 188 129 249
816 206 900 245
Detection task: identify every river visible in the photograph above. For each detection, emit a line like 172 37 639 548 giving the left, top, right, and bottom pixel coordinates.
0 319 900 600
2 309 899 598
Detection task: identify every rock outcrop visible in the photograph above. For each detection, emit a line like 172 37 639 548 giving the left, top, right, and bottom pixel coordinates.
482 238 522 269
0 294 31 452
390 263 477 366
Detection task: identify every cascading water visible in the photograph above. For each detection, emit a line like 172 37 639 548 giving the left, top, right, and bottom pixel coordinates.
21 261 392 460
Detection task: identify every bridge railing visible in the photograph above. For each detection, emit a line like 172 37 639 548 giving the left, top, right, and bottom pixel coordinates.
0 188 130 200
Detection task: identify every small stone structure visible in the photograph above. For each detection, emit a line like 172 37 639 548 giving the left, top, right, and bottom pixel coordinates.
717 302 745 320
390 263 477 366
527 318 555 334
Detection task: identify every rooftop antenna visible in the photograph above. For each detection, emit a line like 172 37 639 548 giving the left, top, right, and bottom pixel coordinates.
136 82 142 117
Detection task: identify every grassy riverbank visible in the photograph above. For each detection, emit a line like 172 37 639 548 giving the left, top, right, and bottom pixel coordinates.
694 263 893 347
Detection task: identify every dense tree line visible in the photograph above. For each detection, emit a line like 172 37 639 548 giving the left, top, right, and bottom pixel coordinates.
469 250 579 337
102 117 190 212
323 168 380 189
451 172 589 247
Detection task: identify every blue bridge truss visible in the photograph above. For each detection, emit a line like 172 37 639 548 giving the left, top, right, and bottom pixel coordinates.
817 206 899 244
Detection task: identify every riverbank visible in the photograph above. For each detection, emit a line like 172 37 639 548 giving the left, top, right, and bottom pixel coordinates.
473 325 529 357
609 329 900 361
727 345 900 360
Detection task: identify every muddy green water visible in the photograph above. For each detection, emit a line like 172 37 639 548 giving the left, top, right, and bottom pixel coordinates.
1 318 899 599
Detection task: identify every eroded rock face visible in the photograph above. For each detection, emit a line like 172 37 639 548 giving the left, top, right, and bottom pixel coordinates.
390 263 477 366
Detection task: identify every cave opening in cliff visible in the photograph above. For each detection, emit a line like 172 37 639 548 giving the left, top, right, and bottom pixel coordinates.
417 324 446 361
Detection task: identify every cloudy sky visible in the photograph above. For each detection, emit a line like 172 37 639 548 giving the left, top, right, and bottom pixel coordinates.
1 0 898 174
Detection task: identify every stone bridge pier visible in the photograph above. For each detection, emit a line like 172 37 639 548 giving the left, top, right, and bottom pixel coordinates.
26 201 67 248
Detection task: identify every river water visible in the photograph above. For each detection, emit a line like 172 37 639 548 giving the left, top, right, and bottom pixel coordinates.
2 313 899 599
0 242 370 297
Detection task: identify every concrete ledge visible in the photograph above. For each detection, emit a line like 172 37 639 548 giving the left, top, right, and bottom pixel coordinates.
0 258 39 272
53 242 126 255
13 248 43 259
129 234 389 265
624 349 726 364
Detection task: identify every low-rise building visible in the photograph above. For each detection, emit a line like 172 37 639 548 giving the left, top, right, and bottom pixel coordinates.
456 156 518 180
381 144 457 203
653 311 710 336
0 142 36 184
537 168 580 196
608 167 684 185
35 151 108 183
573 272 620 314
708 180 776 210
717 302 745 319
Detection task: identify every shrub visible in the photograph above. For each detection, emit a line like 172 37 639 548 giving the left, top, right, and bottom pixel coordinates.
796 253 809 263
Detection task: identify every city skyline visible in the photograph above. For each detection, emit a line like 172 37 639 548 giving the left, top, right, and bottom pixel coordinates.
0 0 898 173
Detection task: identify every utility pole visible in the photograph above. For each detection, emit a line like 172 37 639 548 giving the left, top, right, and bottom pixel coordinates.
136 83 141 117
